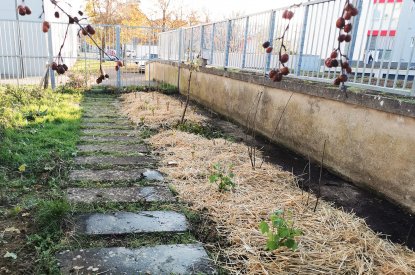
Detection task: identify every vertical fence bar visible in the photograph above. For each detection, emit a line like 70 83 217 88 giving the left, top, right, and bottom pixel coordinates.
115 25 121 88
177 28 183 91
266 11 276 72
295 5 309 76
210 23 216 65
411 80 415 96
241 16 250 69
190 28 194 60
224 20 232 68
47 26 56 90
348 0 363 62
200 25 204 58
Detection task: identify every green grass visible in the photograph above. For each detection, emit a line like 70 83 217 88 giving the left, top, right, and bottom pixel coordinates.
0 85 82 273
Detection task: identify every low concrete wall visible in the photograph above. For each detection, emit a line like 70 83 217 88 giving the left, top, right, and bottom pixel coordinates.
146 61 415 213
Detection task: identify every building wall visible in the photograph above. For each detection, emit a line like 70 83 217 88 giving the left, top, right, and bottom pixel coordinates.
148 61 415 213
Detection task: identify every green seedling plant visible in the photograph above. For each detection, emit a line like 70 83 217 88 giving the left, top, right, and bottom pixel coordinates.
209 163 235 192
259 209 302 251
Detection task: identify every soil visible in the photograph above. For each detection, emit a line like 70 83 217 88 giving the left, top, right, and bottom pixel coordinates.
204 110 415 251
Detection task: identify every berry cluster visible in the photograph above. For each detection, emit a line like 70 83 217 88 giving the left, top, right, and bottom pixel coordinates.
17 0 117 84
262 9 294 82
17 3 32 16
325 2 358 86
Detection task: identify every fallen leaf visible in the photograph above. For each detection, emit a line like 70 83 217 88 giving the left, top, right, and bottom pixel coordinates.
4 227 20 234
4 252 17 260
18 164 26 173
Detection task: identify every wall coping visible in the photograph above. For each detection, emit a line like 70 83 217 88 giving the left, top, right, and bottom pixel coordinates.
154 60 415 119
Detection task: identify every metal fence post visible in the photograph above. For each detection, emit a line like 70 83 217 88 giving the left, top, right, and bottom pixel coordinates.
115 25 121 89
224 20 232 68
242 16 249 69
200 25 204 57
411 81 415 96
47 26 56 90
210 23 216 64
348 0 363 62
266 11 276 72
295 5 309 76
178 28 183 91
190 28 194 60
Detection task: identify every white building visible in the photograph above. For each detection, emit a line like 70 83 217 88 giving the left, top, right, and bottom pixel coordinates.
0 0 80 79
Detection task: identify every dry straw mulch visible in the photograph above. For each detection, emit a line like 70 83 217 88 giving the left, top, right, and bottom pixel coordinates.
122 92 415 274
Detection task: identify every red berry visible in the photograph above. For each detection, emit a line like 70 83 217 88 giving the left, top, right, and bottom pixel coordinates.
350 8 358 16
266 47 273 54
334 78 341 86
62 64 68 71
81 28 88 35
331 59 339 67
269 69 277 79
330 51 338 59
116 61 123 67
25 6 32 15
344 23 352 33
69 17 75 24
42 21 50 33
78 11 84 16
339 74 348 82
104 74 109 79
280 67 289 76
338 34 346 42
280 53 289 64
344 12 352 20
86 25 95 35
51 62 58 71
18 5 26 16
282 10 294 20
342 61 350 69
325 58 333 68
336 17 345 29
262 41 270 49
96 77 102 84
345 3 354 12
346 67 352 74
345 35 352 42
57 65 65 75
115 65 119 71
55 11 60 18
272 71 283 82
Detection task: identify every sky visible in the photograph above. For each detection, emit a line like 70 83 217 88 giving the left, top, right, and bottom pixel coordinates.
139 0 305 21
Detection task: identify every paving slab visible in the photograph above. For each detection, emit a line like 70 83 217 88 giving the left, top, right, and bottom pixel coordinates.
79 136 140 143
143 169 164 181
77 144 148 154
75 211 188 235
66 186 175 203
81 129 138 136
80 123 134 130
69 169 144 182
74 156 155 166
56 244 216 274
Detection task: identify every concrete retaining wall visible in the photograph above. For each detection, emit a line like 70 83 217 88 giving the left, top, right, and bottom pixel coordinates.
146 61 415 213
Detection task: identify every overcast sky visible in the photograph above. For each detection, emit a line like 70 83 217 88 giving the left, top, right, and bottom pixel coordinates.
139 0 305 21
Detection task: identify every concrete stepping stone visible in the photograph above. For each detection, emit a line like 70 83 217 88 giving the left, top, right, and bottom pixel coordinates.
77 144 148 154
80 123 133 130
74 156 155 166
69 169 144 182
79 136 140 143
81 129 138 136
56 244 216 274
67 186 175 203
75 211 188 235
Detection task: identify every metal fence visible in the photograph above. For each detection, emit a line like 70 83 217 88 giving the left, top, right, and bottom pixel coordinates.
0 19 162 88
158 0 415 96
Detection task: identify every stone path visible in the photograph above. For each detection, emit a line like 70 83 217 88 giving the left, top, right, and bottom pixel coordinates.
59 91 216 274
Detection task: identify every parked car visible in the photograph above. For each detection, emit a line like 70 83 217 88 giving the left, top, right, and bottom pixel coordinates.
135 54 158 73
126 49 136 57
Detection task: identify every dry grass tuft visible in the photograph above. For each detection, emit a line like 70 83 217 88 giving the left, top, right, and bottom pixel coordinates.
123 91 415 274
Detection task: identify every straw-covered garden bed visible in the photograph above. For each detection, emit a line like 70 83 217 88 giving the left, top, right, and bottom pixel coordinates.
121 91 415 274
